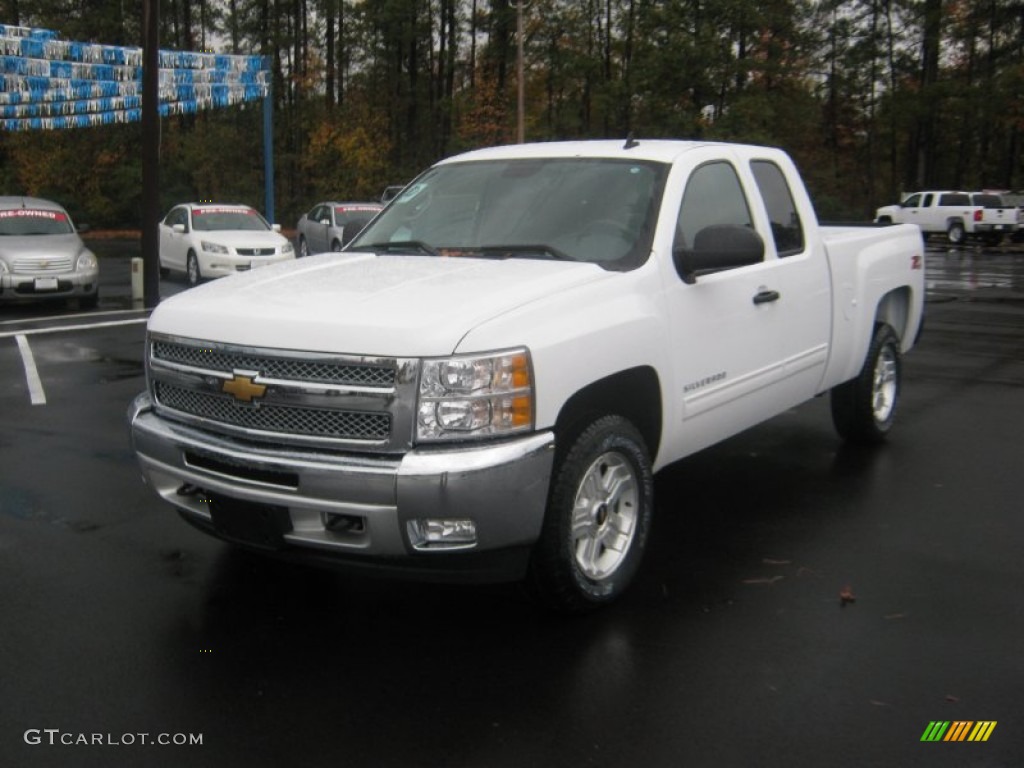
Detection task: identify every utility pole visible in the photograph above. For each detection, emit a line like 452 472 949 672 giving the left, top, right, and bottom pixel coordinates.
141 0 161 308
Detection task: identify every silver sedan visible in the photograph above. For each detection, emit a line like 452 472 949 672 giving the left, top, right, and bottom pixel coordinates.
296 202 382 256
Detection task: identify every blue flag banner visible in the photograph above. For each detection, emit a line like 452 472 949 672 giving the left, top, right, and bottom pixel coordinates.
0 24 269 131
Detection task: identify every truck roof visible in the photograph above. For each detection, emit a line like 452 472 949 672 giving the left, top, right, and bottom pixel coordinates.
437 139 782 166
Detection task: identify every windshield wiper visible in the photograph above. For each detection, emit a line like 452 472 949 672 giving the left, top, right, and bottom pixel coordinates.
357 240 438 256
470 244 574 261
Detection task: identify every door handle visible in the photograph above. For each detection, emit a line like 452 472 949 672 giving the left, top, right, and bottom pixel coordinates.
753 289 780 305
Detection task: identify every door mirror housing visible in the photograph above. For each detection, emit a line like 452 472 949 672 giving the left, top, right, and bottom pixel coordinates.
673 224 764 285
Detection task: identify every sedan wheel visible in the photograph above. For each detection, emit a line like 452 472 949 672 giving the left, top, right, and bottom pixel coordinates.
186 251 202 287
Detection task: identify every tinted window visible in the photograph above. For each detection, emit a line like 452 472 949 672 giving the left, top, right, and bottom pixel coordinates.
750 160 804 256
902 194 921 207
191 208 270 232
939 193 970 206
674 161 754 253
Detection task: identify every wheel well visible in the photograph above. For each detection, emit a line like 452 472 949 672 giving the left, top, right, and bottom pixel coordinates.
553 367 662 464
874 287 911 342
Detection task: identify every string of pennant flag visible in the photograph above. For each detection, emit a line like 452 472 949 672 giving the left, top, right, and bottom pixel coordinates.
0 24 269 130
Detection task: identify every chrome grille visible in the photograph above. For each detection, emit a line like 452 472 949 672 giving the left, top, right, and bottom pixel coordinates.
236 247 276 256
13 257 73 273
155 382 391 441
152 340 396 388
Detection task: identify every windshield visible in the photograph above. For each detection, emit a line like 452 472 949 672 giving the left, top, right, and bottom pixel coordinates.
0 209 75 236
191 208 270 232
350 157 669 270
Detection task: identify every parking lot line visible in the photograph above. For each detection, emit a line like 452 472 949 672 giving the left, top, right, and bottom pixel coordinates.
0 308 150 327
0 317 147 339
15 334 46 405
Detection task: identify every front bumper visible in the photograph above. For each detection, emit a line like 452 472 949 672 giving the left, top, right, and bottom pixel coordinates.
199 253 293 278
0 268 98 301
128 392 555 582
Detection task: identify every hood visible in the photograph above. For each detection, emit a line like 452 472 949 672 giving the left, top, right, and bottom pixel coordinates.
194 229 288 249
0 233 86 263
148 252 610 356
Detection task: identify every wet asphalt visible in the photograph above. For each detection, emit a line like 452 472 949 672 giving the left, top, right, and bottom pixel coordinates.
0 238 1022 767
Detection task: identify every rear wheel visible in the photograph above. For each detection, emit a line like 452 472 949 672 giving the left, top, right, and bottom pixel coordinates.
831 323 901 444
299 237 309 258
947 222 966 245
528 415 653 613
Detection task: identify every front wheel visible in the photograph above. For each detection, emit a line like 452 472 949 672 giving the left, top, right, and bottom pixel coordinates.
947 222 966 245
831 323 902 444
298 237 309 258
186 251 202 287
528 415 653 613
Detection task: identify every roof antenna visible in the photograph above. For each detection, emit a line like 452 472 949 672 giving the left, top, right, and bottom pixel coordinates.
623 133 639 150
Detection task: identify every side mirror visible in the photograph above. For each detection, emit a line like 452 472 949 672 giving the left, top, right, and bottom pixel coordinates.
673 224 764 285
172 223 187 234
272 223 282 232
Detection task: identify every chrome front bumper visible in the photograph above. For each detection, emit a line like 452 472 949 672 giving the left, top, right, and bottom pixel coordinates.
128 393 555 580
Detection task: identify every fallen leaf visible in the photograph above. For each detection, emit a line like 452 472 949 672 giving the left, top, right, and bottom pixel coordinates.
870 700 890 707
839 584 856 605
762 558 792 566
884 613 907 620
946 695 960 703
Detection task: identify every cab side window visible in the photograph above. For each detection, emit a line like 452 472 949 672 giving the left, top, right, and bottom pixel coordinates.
673 161 754 255
750 160 805 257
902 194 921 208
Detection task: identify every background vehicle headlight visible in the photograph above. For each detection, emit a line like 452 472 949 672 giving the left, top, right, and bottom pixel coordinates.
417 349 534 442
76 251 97 271
201 241 229 254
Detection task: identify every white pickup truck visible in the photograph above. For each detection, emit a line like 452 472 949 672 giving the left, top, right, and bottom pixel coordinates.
875 189 1019 245
129 140 925 612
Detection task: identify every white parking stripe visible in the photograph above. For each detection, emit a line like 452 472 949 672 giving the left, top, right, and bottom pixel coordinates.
0 317 147 339
15 334 47 405
0 308 149 326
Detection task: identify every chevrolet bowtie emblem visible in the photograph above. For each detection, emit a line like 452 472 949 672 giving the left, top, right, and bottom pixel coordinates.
222 373 267 402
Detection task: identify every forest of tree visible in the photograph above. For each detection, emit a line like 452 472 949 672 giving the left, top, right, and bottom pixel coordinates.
1 0 1022 228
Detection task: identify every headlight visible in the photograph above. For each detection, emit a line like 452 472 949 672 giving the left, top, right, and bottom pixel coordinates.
281 242 295 255
416 349 534 442
201 241 229 254
76 251 97 272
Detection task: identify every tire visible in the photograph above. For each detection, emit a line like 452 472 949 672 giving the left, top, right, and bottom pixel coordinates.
186 251 201 287
528 415 653 613
947 222 965 245
331 239 343 252
299 237 309 258
831 323 901 444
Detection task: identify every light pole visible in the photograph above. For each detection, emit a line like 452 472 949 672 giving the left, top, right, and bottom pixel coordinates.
510 0 530 143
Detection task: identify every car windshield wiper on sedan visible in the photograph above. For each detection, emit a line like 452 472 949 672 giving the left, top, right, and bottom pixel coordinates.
356 240 438 256
460 244 575 261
